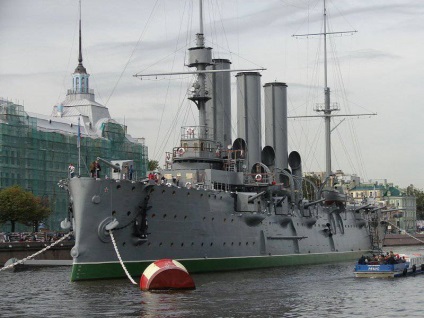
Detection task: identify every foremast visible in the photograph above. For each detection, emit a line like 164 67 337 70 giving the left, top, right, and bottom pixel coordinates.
134 0 264 163
187 0 212 138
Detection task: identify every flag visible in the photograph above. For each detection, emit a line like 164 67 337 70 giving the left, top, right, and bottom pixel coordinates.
77 116 81 148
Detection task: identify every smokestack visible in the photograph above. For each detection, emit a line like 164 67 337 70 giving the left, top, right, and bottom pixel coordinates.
206 59 232 149
264 82 288 170
236 72 262 169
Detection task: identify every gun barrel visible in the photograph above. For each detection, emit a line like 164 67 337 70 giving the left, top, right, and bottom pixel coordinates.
97 157 121 172
248 191 266 203
303 199 325 209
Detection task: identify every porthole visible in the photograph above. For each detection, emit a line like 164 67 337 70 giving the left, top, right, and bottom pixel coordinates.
201 243 204 246
203 217 206 221
112 210 116 216
159 242 163 246
117 185 121 189
174 215 177 219
210 243 213 246
151 213 156 218
122 242 126 246
224 218 227 222
127 211 131 216
181 243 184 247
187 192 190 196
170 242 174 247
184 216 187 219
172 191 176 195
132 186 136 191
163 214 167 218
238 242 241 246
162 190 166 194
212 217 214 221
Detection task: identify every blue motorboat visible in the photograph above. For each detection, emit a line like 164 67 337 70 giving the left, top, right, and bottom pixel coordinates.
354 253 424 278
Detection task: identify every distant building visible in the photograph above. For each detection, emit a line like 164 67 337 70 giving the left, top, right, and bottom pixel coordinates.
0 20 148 231
349 182 416 233
304 170 417 233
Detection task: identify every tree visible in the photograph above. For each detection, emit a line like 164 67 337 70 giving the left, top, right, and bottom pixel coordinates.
0 186 51 232
148 159 159 171
21 196 51 232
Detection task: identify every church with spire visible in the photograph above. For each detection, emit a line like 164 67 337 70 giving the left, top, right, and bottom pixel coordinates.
0 5 148 232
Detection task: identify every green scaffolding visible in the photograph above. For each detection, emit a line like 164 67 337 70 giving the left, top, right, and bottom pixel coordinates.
0 100 148 232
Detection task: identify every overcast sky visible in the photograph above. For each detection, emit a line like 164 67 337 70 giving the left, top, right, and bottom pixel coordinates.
1 0 424 189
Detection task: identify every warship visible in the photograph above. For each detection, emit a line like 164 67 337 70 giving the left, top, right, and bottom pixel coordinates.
61 0 385 281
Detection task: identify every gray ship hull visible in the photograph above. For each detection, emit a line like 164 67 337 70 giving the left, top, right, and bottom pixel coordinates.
68 177 375 281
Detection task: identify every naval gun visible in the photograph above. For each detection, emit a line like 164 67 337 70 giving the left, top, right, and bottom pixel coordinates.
97 157 134 180
97 157 121 172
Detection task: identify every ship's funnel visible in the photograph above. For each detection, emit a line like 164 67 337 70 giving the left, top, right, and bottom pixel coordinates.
206 59 232 149
288 151 303 204
236 72 262 171
264 82 288 170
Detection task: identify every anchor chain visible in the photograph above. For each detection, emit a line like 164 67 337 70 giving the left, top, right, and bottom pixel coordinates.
0 231 74 272
109 229 137 285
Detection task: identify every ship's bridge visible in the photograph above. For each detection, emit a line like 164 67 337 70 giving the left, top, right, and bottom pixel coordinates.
173 125 224 161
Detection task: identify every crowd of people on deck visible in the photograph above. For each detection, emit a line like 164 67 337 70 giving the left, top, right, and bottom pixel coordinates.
148 172 180 186
358 251 407 265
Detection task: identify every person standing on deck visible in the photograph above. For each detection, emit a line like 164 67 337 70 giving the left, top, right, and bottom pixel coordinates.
68 163 75 178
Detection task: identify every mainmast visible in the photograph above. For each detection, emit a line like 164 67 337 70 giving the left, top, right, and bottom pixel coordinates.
292 0 374 178
323 0 332 177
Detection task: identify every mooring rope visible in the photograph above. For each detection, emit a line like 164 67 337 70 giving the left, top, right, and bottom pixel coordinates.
0 231 74 272
386 221 424 244
109 229 137 285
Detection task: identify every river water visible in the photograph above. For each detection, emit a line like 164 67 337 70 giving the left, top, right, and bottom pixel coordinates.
1 246 423 318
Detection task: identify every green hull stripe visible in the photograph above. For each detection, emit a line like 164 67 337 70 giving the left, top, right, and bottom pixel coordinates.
70 251 366 281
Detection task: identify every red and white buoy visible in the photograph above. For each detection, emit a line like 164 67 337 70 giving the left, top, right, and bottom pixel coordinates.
140 259 195 291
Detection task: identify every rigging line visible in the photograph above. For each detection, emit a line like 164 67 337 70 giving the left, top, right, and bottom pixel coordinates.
134 45 190 76
304 118 324 172
214 0 232 62
152 0 189 158
326 29 368 178
329 35 368 178
330 0 358 33
204 40 266 70
153 85 190 160
105 0 160 106
206 0 218 58
333 125 355 173
290 0 321 38
58 5 79 107
152 74 193 160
